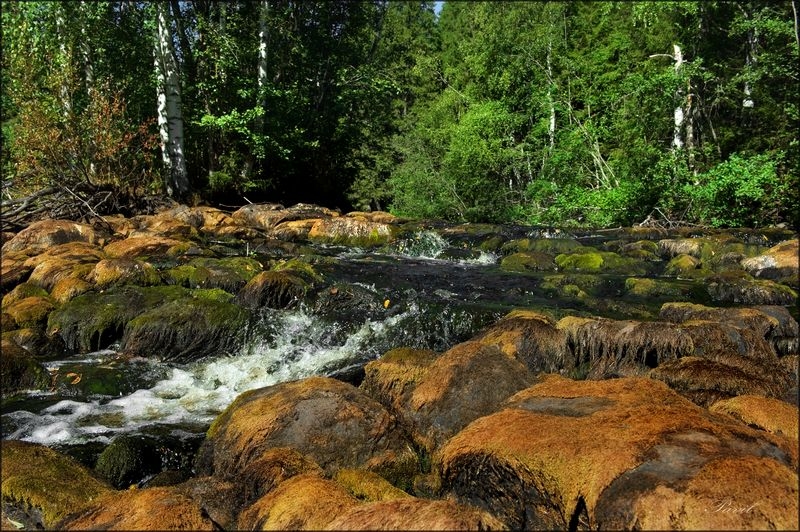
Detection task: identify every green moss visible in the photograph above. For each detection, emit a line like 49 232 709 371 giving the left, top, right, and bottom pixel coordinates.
122 292 249 362
478 235 506 252
47 285 194 353
625 277 684 298
1 440 112 529
95 435 161 489
0 340 51 397
501 238 587 255
4 296 56 329
500 252 556 273
164 257 262 292
236 270 309 309
555 251 646 275
2 283 50 307
272 257 323 283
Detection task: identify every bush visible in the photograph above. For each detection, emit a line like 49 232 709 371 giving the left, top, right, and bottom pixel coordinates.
685 152 787 227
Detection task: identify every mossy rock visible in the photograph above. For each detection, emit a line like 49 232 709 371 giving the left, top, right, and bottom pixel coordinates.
236 270 310 309
2 282 50 307
89 258 161 289
555 251 646 275
478 234 506 252
0 339 51 397
271 257 323 283
48 285 193 353
333 469 413 502
1 440 112 529
308 217 399 247
500 251 556 273
94 435 162 489
541 274 606 298
501 237 586 255
2 296 56 329
664 253 707 278
50 277 93 303
707 272 798 305
3 327 67 359
122 289 249 362
624 277 686 298
164 256 263 292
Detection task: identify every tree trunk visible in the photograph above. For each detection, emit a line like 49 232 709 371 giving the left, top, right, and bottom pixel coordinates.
54 6 71 118
154 1 189 198
671 44 685 151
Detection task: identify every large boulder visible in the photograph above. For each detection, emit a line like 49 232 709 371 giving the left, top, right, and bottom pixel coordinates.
195 377 416 481
1 440 112 530
308 217 398 247
237 474 358 530
1 219 103 253
325 497 506 530
57 486 215 530
439 375 798 530
0 338 51 397
742 238 799 285
404 340 534 452
709 395 799 441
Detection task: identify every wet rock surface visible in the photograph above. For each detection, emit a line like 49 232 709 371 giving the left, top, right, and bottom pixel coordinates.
1 205 797 530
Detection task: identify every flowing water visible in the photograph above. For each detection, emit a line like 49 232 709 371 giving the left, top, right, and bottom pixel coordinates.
1 227 792 466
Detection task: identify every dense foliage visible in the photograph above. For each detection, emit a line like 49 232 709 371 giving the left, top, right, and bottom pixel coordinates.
2 1 798 228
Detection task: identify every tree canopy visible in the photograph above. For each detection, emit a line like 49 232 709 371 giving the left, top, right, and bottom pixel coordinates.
2 1 798 228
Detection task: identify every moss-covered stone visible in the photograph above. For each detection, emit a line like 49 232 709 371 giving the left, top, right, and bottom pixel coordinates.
3 296 56 329
333 468 413 502
50 277 93 304
360 347 437 415
48 285 191 353
624 277 685 298
501 237 586 255
94 435 162 489
2 282 50 307
1 440 112 529
164 256 262 292
500 251 556 273
710 395 798 441
1 219 104 253
89 258 161 289
0 338 51 397
664 253 707 278
707 271 798 305
236 270 310 309
308 217 399 247
122 289 249 362
555 251 646 275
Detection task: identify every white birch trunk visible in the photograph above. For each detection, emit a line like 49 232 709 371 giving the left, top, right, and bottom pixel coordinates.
55 7 71 118
79 1 94 97
742 28 756 108
671 44 684 151
154 1 189 197
546 38 555 150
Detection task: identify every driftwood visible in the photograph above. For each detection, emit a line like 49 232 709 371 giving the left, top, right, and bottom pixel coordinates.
0 180 174 232
637 207 706 229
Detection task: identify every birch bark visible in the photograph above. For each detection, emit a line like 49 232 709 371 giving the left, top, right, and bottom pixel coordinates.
153 1 189 197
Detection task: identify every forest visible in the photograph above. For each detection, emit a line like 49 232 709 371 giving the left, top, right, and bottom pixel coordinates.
2 1 799 229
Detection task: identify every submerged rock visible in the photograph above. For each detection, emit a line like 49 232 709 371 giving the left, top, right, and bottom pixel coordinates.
0 338 51 397
94 434 162 489
439 375 798 530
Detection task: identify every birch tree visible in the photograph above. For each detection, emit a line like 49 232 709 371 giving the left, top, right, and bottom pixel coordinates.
154 1 189 198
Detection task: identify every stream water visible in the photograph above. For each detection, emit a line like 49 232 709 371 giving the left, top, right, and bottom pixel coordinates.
1 227 794 467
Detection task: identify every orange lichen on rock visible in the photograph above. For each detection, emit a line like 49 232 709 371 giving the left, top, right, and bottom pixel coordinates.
710 394 799 440
325 497 507 530
58 487 215 531
360 347 437 413
439 375 798 530
237 474 358 531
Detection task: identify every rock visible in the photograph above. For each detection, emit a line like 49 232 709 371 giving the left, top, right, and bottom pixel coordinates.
272 218 319 241
121 288 249 362
57 486 215 531
103 234 195 258
2 282 50 306
195 377 415 480
474 309 571 375
0 338 51 397
439 375 798 530
709 395 799 441
624 277 686 298
3 327 67 359
309 217 398 247
235 270 309 309
664 253 705 277
501 237 585 255
1 219 103 253
2 295 56 329
164 256 262 292
0 250 34 291
742 239 799 285
405 340 533 452
706 271 797 305
360 347 437 414
237 474 358 531
23 242 105 291
499 251 556 272
50 277 93 303
333 468 413 503
557 316 693 379
555 250 647 275
345 210 400 224
325 497 507 530
1 440 112 529
231 203 297 231
89 258 161 289
173 476 246 531
94 434 162 489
